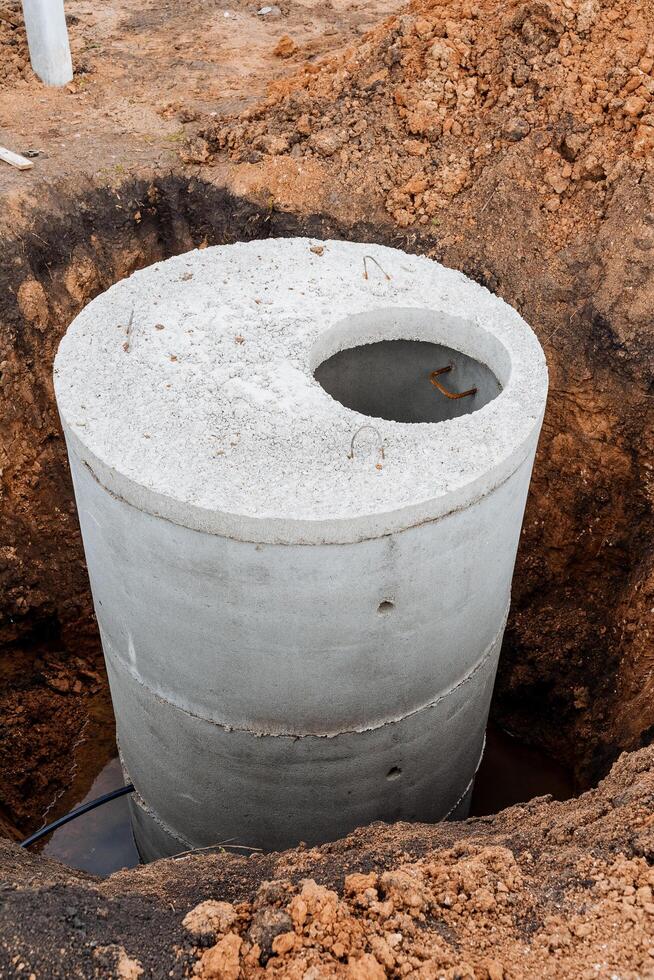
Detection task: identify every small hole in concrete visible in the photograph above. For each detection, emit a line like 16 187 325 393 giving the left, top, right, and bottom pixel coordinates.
314 339 501 424
378 599 395 613
387 766 402 780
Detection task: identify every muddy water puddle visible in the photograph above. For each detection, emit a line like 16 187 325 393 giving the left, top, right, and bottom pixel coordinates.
35 723 574 877
470 724 576 816
42 757 139 875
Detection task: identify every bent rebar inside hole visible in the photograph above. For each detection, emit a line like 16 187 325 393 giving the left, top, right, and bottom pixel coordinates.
315 340 501 423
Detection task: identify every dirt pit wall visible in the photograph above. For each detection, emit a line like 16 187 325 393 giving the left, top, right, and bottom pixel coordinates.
0 172 652 837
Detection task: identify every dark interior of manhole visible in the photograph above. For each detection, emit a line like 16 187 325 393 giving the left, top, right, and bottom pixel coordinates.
0 175 648 877
314 340 501 423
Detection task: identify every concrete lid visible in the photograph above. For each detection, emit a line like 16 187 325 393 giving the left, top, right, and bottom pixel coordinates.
54 238 548 544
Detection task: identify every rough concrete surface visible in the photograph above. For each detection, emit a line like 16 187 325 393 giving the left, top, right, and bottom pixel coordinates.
53 240 546 857
54 239 547 544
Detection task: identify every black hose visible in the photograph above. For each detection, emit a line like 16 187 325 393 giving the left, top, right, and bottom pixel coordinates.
20 784 135 848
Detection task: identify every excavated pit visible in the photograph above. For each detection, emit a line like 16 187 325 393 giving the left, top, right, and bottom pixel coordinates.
0 174 652 855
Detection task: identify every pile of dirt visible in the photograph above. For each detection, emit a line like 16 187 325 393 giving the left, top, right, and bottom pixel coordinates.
195 0 654 238
1 743 653 977
187 849 654 979
0 4 31 89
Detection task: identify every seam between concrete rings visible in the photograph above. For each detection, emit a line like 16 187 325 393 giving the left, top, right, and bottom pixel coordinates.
443 735 486 821
121 739 487 851
125 776 193 850
105 604 509 740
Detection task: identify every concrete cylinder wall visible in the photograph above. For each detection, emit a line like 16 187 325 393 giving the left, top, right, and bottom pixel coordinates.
54 239 548 860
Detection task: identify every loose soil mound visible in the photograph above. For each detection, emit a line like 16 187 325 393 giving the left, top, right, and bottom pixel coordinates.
199 0 654 237
0 3 31 89
1 744 653 977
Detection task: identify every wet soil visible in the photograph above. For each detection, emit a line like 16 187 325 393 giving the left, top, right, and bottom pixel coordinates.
0 636 113 837
42 757 139 877
469 724 576 816
28 725 574 879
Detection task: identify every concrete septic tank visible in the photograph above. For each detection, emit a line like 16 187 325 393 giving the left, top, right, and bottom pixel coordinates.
53 238 548 861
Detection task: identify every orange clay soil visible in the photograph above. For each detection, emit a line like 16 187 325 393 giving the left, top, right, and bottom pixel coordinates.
195 0 654 233
1 744 654 978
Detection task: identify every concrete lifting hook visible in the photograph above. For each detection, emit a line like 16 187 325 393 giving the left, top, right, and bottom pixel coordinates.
430 365 478 400
348 425 385 464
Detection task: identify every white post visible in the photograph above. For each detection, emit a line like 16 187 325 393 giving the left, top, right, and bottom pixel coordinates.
21 0 73 87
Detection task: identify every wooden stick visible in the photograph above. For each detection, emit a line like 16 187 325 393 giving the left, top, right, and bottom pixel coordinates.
0 146 34 171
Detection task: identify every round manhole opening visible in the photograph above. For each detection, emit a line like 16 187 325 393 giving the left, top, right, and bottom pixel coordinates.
314 338 502 424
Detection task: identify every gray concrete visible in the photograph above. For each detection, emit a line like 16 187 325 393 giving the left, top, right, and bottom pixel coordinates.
107 642 495 856
54 239 548 859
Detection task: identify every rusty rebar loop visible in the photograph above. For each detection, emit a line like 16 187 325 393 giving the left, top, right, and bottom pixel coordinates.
430 365 477 400
348 424 385 461
362 255 391 281
122 307 135 353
